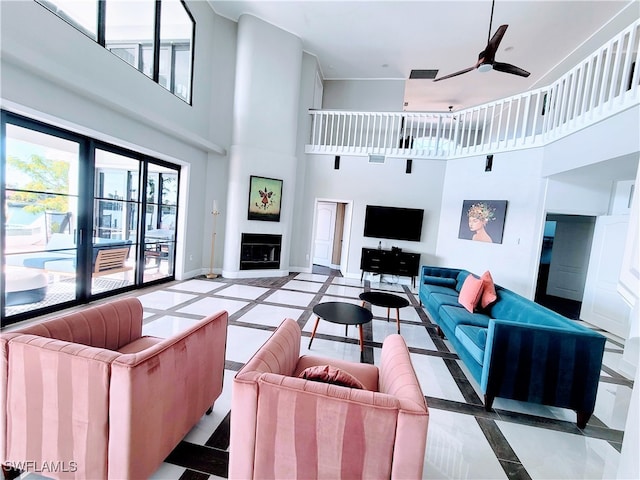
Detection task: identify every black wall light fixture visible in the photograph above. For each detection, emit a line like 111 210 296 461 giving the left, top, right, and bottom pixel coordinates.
334 155 340 170
406 159 413 174
485 154 494 172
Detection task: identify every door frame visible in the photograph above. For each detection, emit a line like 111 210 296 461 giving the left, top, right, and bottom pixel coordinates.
545 214 596 301
534 210 598 316
1 110 180 326
310 198 353 276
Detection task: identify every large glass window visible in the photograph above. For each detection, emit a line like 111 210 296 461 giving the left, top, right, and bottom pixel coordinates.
159 0 194 102
105 0 156 78
1 112 181 326
38 0 98 40
36 0 195 103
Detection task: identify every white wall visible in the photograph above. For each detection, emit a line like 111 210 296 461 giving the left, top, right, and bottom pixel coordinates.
292 154 447 278
202 13 238 276
542 106 640 177
545 178 612 215
0 1 219 145
289 53 324 271
435 149 547 296
433 105 640 298
0 1 236 278
221 15 303 278
292 76 446 277
322 79 406 111
535 2 640 88
3 4 638 473
3 2 639 290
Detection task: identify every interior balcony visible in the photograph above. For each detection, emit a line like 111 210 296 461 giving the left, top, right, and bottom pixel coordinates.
306 18 640 160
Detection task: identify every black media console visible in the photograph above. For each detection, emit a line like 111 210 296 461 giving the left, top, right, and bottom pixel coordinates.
360 247 420 287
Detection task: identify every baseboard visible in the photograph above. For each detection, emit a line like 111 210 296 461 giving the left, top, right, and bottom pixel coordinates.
221 269 289 279
289 266 313 273
178 268 209 281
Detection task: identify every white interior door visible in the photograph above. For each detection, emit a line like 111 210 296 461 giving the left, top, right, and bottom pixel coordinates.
547 216 595 301
313 201 336 267
581 215 631 337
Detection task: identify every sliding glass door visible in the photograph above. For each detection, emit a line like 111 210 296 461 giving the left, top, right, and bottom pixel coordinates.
1 112 180 326
92 149 141 294
3 121 82 316
143 162 178 283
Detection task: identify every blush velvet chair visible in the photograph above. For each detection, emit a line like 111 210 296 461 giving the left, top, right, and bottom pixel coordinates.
229 318 429 479
1 298 228 479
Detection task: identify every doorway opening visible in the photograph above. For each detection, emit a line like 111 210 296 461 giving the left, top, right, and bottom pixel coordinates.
311 200 351 275
535 214 596 319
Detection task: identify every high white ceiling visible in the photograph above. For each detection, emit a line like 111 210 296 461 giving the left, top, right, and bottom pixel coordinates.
207 0 637 112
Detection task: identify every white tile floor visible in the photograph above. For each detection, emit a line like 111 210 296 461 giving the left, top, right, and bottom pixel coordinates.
426 409 506 479
18 270 633 480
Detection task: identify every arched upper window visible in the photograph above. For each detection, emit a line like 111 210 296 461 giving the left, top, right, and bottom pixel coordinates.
36 0 195 104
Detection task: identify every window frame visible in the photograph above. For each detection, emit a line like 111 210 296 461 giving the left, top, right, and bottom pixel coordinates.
35 0 195 105
1 110 181 326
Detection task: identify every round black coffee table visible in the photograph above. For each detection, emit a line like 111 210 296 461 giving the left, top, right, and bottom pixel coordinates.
359 291 410 334
309 302 373 352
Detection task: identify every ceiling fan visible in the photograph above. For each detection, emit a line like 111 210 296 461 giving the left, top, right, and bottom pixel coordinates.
433 0 530 82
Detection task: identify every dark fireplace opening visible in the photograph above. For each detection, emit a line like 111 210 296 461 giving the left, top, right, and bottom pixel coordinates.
240 233 282 270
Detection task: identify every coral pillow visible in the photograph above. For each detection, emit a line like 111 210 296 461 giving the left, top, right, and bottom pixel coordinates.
458 275 484 313
299 365 364 389
480 271 497 309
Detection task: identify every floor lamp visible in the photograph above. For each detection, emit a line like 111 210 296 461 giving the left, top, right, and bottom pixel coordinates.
206 200 220 279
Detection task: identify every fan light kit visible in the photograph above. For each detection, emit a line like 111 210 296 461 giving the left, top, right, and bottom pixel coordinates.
434 0 530 82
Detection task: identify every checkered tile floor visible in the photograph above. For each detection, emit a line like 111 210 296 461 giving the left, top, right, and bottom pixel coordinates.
20 269 632 479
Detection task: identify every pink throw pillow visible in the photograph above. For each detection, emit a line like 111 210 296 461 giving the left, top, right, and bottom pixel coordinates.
480 271 497 309
458 275 484 313
299 365 364 389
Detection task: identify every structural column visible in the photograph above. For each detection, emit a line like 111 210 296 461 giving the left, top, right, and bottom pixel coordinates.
222 14 302 278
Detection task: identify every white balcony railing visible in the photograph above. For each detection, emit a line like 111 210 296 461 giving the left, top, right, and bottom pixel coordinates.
306 18 640 159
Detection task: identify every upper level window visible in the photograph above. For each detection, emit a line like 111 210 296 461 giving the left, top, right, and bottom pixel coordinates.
36 0 194 104
38 0 99 40
159 0 193 101
105 1 156 78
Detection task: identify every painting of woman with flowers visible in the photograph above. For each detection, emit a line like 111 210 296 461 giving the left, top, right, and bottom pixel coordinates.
457 200 508 244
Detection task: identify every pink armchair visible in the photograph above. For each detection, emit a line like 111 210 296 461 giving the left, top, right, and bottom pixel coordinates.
1 298 228 479
229 318 429 479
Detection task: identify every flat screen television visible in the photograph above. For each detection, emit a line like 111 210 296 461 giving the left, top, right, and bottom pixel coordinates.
364 205 424 242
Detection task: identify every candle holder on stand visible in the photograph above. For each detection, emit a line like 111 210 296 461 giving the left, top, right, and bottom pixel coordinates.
206 201 220 279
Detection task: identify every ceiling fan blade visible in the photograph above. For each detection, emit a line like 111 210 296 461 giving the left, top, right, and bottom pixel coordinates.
434 57 483 82
485 25 509 55
433 66 477 82
493 62 531 77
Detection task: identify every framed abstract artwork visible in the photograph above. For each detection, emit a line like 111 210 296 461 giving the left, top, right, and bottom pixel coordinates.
247 175 283 222
457 200 508 244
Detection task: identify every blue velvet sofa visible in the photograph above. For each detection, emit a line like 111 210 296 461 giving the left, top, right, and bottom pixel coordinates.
418 266 606 428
